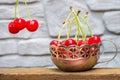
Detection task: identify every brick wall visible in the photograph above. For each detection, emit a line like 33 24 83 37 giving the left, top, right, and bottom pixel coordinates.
0 0 120 68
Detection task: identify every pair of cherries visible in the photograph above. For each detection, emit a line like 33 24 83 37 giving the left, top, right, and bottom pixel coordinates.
50 36 101 47
8 18 39 34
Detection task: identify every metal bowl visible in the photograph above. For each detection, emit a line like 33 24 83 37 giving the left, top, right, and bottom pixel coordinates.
52 56 97 71
50 44 100 71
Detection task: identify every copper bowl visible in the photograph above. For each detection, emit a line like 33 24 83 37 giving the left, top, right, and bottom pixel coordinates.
50 44 100 71
50 40 117 72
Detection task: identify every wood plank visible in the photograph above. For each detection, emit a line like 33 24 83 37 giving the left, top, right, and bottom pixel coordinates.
0 68 120 80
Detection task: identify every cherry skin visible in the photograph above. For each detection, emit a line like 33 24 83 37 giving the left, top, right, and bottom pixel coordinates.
62 38 77 46
8 21 19 34
88 36 101 44
78 40 88 46
50 40 61 46
14 18 26 30
26 19 39 32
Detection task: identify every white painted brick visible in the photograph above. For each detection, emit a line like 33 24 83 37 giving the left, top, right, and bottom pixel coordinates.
0 2 44 19
0 0 39 4
87 0 120 11
103 11 120 34
0 40 17 55
95 53 120 68
45 0 105 37
18 38 52 55
101 35 120 52
0 55 54 68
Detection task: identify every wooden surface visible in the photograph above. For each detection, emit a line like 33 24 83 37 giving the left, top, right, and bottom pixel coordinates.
0 68 120 80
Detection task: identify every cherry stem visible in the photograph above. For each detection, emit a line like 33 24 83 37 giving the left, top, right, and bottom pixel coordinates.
24 0 32 20
17 0 20 18
57 12 72 41
84 15 93 37
57 22 67 41
66 18 75 39
71 8 86 41
14 0 20 19
14 0 17 19
66 24 69 39
79 13 93 37
68 19 73 39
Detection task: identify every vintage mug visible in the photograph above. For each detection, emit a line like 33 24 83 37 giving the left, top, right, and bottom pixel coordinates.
50 39 117 72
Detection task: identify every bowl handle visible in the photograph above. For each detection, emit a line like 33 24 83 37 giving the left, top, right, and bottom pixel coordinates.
97 39 118 64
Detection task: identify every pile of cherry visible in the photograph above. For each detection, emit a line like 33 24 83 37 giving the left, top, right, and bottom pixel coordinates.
8 0 39 34
50 36 101 59
50 7 101 59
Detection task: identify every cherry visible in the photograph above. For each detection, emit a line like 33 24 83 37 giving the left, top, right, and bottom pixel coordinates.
59 52 67 58
57 47 67 58
26 19 39 32
62 38 77 46
50 40 61 46
8 21 19 34
14 18 26 30
68 47 79 58
90 45 99 56
88 36 101 44
77 40 88 46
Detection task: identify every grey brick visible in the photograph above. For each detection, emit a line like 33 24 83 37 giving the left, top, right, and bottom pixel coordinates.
0 0 39 4
0 2 44 19
0 55 54 68
45 0 105 37
103 11 120 34
18 38 52 55
0 40 18 55
87 0 120 11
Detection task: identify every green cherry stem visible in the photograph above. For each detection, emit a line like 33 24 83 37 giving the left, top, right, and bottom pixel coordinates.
66 17 75 39
84 15 93 37
57 22 67 41
24 0 32 20
71 8 86 41
74 21 81 42
79 13 93 37
17 0 20 17
66 23 69 39
17 0 20 18
57 12 72 41
68 19 73 39
14 0 17 19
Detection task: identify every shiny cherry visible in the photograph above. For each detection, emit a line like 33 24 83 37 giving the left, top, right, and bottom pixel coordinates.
88 36 101 44
26 19 39 32
8 21 19 34
14 18 26 30
50 40 61 46
62 38 77 46
77 40 88 46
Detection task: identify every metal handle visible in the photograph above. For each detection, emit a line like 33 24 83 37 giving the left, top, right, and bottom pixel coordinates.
97 39 118 64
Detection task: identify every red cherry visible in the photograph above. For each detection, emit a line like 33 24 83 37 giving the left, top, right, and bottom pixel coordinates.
8 21 19 34
26 19 39 32
50 40 61 46
88 36 101 44
62 39 77 46
59 52 67 58
78 40 88 46
14 18 26 30
68 48 79 58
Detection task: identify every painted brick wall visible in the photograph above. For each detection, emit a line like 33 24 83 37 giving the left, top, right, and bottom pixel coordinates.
0 0 120 68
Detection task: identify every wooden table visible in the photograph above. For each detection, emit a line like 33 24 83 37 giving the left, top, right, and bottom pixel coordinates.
0 68 120 80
